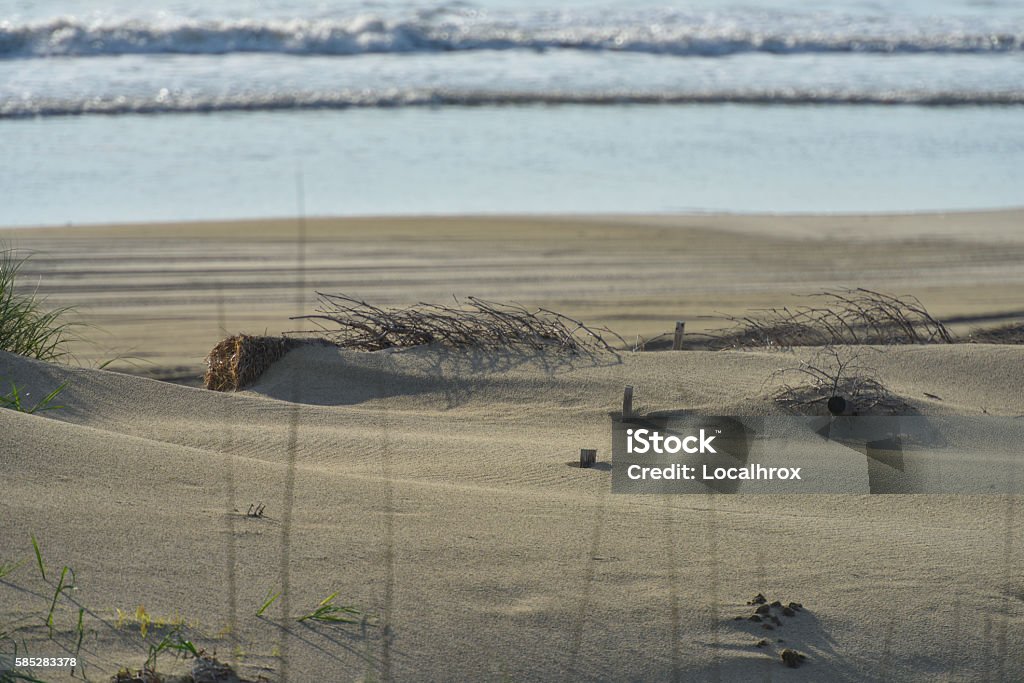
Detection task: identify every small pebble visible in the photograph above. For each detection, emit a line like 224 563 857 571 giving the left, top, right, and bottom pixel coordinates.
749 593 767 605
770 600 782 608
782 607 796 617
756 639 769 648
756 604 771 615
748 615 762 623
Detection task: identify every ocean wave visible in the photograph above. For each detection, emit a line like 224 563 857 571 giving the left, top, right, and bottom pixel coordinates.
0 14 1021 59
4 89 1023 118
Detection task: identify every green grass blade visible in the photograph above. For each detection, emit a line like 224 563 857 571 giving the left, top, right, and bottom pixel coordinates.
29 381 67 414
0 558 26 579
30 534 45 582
46 566 74 637
317 591 339 607
0 245 79 361
297 593 364 624
75 607 85 656
256 590 281 617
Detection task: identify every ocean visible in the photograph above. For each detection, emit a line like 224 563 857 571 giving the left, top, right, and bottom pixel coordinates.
1 0 1022 225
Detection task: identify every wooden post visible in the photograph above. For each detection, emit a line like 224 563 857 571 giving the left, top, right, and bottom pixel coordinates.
622 385 634 418
672 321 686 350
580 449 597 468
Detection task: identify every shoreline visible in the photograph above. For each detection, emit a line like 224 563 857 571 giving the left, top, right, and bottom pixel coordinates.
3 206 1024 239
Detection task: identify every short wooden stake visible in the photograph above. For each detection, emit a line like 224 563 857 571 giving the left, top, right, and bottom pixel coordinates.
580 449 597 468
672 321 686 350
622 385 634 417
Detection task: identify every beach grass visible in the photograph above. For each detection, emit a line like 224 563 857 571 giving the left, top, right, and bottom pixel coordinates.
0 246 77 362
256 589 281 617
297 593 363 624
0 381 66 415
29 534 45 582
0 559 25 580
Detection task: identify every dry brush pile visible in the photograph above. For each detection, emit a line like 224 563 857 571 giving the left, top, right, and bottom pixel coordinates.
204 295 624 391
769 347 910 416
707 288 952 350
204 334 313 391
290 293 626 354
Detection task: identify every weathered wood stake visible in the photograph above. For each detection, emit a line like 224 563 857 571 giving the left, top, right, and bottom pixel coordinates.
672 321 686 350
580 449 597 468
622 385 634 417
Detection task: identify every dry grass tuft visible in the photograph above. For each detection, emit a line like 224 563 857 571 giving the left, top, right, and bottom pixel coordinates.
204 335 310 391
707 288 952 350
769 347 911 416
290 293 626 354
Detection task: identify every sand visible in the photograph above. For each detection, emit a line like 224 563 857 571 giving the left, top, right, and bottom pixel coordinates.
1 212 1023 681
2 211 1023 372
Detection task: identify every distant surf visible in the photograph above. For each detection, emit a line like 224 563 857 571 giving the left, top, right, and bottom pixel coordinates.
1 13 1020 59
3 3 1022 119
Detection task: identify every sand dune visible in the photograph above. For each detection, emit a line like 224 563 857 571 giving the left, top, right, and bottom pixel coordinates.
2 212 1022 680
2 341 1022 681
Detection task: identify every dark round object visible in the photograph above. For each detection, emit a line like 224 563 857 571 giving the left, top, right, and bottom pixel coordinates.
827 395 847 416
781 649 807 668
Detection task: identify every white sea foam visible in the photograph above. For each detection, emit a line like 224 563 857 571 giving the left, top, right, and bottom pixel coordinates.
0 13 1020 59
2 5 1020 118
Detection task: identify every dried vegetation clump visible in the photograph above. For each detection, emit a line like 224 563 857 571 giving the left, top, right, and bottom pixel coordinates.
770 347 910 416
707 288 952 349
203 296 624 391
290 293 625 354
204 334 315 391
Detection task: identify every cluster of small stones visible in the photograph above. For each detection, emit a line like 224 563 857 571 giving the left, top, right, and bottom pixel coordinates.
735 593 808 668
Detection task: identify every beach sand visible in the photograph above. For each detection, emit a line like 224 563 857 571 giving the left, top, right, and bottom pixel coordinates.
1 212 1023 681
2 211 1023 374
